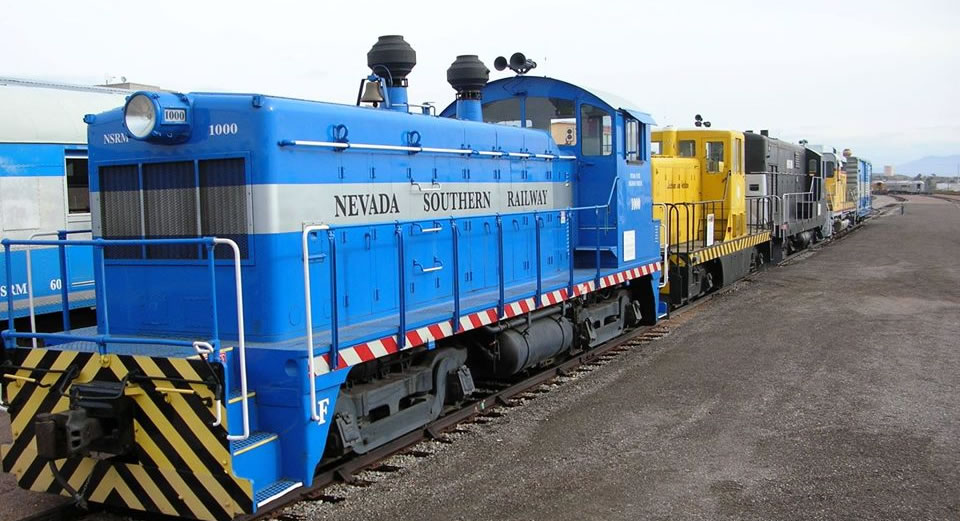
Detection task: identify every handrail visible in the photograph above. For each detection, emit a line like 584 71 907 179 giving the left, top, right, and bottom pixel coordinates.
301 224 329 423
25 231 58 349
278 139 577 161
1 235 251 441
214 238 249 442
746 195 781 235
782 191 817 228
652 203 669 289
24 229 92 347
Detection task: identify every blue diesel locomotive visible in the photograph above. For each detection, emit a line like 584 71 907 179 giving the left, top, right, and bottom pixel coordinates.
1 36 662 519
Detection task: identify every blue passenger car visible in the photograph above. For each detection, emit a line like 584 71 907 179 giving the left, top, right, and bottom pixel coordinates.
0 79 128 323
1 37 662 519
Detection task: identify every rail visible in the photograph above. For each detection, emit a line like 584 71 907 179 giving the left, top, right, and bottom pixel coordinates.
661 199 726 255
746 195 782 236
301 178 630 420
1 236 251 441
783 191 818 227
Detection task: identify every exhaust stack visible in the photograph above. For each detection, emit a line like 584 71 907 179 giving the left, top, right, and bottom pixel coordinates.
367 35 416 111
446 55 489 122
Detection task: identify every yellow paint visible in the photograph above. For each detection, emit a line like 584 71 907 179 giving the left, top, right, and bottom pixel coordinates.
826 162 854 213
3 348 254 520
652 128 748 246
228 391 255 405
126 464 179 516
154 386 197 395
3 373 37 383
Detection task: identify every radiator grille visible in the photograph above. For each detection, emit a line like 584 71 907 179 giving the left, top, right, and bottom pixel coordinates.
98 158 249 260
99 165 142 259
143 161 198 259
200 158 248 260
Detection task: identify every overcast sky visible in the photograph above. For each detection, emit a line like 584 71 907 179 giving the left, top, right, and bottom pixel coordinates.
3 0 957 167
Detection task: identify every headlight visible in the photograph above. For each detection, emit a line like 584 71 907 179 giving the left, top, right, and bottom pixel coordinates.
121 91 192 144
124 93 157 139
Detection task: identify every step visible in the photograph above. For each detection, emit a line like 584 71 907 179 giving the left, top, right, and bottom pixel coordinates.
255 479 302 509
230 430 278 457
230 431 281 488
657 299 669 319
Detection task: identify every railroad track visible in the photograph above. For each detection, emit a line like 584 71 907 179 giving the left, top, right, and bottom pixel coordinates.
243 322 679 521
14 213 877 521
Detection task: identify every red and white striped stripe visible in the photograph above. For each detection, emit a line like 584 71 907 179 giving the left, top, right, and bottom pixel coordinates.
313 261 661 375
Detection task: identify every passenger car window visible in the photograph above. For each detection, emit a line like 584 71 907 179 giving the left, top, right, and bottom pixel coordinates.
706 141 724 173
580 104 611 156
66 157 89 213
525 97 577 145
678 140 696 158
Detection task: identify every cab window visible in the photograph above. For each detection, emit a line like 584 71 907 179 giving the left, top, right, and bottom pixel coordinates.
825 160 836 178
651 141 662 155
483 98 526 127
580 104 611 156
678 140 696 158
525 97 577 146
625 119 641 162
706 141 724 173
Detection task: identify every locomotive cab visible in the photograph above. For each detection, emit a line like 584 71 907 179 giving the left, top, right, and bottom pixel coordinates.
469 77 660 272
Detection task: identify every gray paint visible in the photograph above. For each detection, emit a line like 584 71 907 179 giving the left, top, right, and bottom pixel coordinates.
251 181 572 234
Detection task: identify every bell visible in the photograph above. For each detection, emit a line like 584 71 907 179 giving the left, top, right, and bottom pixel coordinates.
360 80 384 104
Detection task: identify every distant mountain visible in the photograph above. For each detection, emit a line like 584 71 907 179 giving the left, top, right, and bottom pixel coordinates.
896 155 960 176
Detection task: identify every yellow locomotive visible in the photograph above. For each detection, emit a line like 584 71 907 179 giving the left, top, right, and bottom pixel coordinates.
652 129 773 307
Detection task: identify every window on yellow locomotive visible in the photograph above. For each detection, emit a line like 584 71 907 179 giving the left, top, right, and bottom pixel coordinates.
735 138 742 173
482 97 527 127
825 161 836 178
651 141 662 156
580 104 611 156
706 141 724 173
526 97 577 146
678 140 696 158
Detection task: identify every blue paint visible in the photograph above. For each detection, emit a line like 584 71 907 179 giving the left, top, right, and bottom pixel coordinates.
455 98 483 122
0 245 95 321
0 143 86 177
